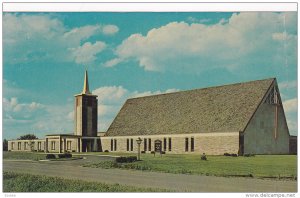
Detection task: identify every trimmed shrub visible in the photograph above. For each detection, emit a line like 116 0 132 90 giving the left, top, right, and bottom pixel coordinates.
65 153 72 158
244 154 255 157
224 153 238 157
116 156 137 163
231 154 238 157
151 151 155 154
224 153 231 156
161 151 166 154
141 151 145 154
46 154 56 159
104 150 109 153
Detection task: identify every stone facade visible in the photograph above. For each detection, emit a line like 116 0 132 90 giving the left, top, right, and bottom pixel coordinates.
100 132 240 155
8 139 45 152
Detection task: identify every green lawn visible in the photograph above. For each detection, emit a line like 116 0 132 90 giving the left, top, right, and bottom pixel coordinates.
3 151 47 161
83 153 297 179
3 172 170 192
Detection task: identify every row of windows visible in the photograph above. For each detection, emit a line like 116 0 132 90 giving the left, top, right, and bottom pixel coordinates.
185 137 194 152
11 141 72 151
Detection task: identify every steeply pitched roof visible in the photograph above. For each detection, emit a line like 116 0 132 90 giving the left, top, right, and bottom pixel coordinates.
106 78 275 136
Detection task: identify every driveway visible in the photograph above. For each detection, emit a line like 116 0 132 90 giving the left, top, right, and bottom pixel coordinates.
3 159 297 192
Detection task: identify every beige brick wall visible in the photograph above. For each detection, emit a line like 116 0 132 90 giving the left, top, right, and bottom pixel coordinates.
244 102 290 154
100 132 239 155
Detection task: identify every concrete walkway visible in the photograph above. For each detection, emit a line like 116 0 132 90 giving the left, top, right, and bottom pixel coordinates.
3 160 297 192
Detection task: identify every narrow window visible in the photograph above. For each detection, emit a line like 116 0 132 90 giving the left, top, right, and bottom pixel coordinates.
144 138 147 151
67 141 71 150
163 138 167 151
24 142 27 150
130 139 133 151
111 139 113 151
38 142 41 150
185 138 189 152
191 137 194 152
168 138 172 151
18 142 21 150
148 139 151 151
126 139 129 151
11 142 14 150
114 139 117 151
51 141 55 150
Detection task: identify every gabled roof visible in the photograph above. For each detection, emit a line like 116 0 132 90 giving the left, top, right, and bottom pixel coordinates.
106 78 275 136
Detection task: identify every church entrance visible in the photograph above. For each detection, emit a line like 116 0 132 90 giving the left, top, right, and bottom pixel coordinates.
154 140 162 153
82 139 98 152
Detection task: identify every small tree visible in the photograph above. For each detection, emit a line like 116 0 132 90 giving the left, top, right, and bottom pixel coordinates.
3 139 8 151
17 134 38 140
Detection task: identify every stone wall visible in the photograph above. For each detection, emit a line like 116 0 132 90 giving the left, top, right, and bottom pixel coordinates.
100 132 239 155
243 102 290 154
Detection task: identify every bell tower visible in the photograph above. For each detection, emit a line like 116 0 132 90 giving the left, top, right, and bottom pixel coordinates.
74 70 98 137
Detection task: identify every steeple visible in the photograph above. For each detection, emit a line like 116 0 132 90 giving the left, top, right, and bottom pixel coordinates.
82 70 91 95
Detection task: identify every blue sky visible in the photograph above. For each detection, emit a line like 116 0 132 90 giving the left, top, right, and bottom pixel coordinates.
3 12 297 139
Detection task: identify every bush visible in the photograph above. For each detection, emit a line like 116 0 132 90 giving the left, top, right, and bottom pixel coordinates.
116 156 137 163
201 155 207 161
224 153 238 157
244 154 255 157
141 151 145 154
161 151 166 154
46 154 56 159
104 150 109 153
151 151 155 154
65 153 72 158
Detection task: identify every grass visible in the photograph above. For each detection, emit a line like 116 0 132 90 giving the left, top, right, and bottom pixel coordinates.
3 151 47 161
3 171 171 192
83 153 297 179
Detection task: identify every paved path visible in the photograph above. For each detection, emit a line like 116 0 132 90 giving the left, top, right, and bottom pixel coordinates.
3 160 297 192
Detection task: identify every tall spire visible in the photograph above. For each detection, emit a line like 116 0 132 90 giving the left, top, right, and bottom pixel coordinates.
82 70 91 94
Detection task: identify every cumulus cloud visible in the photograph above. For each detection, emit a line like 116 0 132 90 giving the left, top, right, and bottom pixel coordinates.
283 98 297 113
102 25 119 35
3 13 118 65
107 12 297 74
3 97 44 113
69 41 106 64
92 86 179 131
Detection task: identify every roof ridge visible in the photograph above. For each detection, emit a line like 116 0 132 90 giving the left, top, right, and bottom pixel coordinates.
128 77 275 100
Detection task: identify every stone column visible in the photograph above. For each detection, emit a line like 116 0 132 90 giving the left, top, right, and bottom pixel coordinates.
64 138 66 153
59 136 61 153
45 138 48 153
80 138 83 153
93 138 97 152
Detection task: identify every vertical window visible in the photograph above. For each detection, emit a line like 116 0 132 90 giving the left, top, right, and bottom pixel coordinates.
144 138 147 151
168 138 172 151
111 139 113 151
130 139 133 151
18 142 21 150
126 139 129 151
148 139 151 151
51 141 55 150
191 137 194 152
24 142 27 150
11 142 14 150
185 138 189 152
114 139 117 151
163 138 167 151
67 141 71 150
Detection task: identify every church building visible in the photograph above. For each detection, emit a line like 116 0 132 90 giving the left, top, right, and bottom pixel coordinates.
8 71 292 155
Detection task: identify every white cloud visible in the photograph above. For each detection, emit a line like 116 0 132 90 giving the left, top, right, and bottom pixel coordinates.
108 12 297 73
3 97 44 113
69 41 106 64
102 25 119 35
92 86 179 131
3 13 118 65
283 98 297 113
